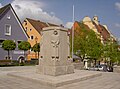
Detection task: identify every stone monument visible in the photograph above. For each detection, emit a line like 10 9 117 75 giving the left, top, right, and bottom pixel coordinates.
8 27 102 88
37 26 74 76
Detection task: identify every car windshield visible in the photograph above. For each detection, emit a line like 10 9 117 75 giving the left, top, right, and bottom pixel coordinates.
95 65 102 68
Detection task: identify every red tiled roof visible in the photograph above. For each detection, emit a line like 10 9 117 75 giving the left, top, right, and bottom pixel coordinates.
93 21 110 41
69 21 91 36
26 18 59 34
70 20 116 43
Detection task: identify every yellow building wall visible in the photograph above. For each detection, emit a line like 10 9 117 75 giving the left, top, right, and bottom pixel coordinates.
83 16 99 34
22 20 41 60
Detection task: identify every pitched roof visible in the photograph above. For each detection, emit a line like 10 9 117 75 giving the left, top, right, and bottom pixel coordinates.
69 21 91 36
0 4 29 38
0 4 10 15
92 21 111 41
99 24 110 41
26 18 59 34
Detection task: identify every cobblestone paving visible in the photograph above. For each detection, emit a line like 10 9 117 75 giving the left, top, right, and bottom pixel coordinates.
0 66 120 89
58 72 120 89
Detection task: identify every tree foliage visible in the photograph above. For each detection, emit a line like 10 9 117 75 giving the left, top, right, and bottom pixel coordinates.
102 39 120 65
2 40 16 59
32 43 40 52
18 41 31 59
18 41 31 51
32 43 40 59
73 23 103 61
71 22 120 65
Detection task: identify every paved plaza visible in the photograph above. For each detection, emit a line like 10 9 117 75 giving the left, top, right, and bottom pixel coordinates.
0 66 120 89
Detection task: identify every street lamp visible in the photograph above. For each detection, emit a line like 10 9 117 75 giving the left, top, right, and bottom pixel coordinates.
35 37 38 59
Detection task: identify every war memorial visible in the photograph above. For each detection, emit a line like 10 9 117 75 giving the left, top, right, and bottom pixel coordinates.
8 27 101 88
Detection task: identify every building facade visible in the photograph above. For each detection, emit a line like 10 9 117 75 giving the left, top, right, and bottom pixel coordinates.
0 4 28 60
22 18 59 60
82 16 116 43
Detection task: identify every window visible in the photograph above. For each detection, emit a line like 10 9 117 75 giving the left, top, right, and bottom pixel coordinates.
17 40 22 48
24 20 27 25
0 40 4 47
30 49 32 52
25 27 27 32
29 48 34 52
17 41 21 44
5 24 11 35
25 22 27 25
30 36 34 40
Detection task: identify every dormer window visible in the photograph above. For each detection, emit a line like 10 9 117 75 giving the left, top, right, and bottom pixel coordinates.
5 24 11 36
25 22 27 25
7 15 11 20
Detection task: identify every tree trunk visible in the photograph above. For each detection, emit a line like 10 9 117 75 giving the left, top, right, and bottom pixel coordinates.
94 59 96 66
38 51 39 59
24 50 25 60
35 52 37 59
98 61 100 65
8 50 10 60
110 60 112 66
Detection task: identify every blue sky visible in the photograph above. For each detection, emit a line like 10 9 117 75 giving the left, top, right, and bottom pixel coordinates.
0 0 120 40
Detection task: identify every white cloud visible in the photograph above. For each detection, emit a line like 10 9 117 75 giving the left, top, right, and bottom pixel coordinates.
118 38 120 44
118 38 120 41
65 22 73 28
115 2 120 11
11 0 63 25
50 12 55 16
115 23 120 28
0 3 2 8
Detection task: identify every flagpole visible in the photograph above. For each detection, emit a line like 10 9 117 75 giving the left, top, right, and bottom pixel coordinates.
72 5 74 60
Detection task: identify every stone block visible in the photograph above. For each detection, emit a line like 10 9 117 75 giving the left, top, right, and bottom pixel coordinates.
38 27 74 76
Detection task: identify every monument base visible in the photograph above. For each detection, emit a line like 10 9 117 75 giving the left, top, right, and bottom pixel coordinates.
36 65 74 76
8 69 102 88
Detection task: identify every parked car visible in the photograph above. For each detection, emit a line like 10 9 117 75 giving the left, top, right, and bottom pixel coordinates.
88 64 107 71
88 66 100 71
107 66 113 72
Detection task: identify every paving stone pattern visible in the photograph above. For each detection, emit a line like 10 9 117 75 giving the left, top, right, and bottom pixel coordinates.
0 66 120 89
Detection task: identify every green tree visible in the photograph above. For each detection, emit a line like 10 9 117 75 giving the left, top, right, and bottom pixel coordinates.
85 30 103 63
117 51 120 65
18 41 31 59
102 39 120 65
32 43 40 59
2 40 16 59
73 22 103 64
